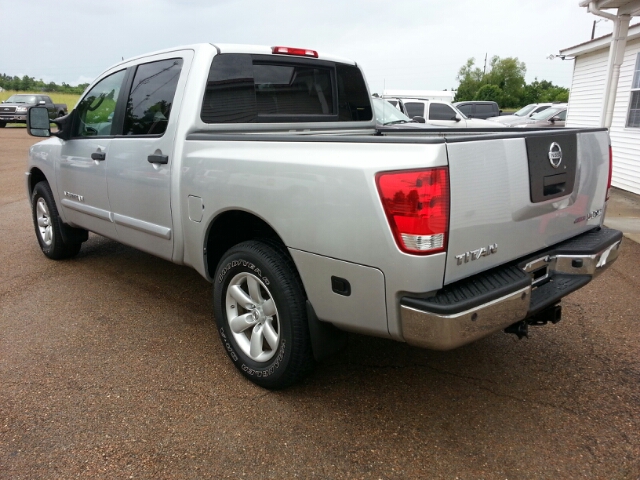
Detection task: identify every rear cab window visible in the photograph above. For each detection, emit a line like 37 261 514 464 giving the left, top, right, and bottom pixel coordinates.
201 53 372 123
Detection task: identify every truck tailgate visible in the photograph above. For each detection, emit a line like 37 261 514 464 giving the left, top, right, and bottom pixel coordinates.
444 129 610 285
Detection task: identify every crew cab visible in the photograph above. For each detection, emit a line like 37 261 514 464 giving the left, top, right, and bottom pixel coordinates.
453 100 502 119
0 94 67 127
25 44 622 389
392 97 500 127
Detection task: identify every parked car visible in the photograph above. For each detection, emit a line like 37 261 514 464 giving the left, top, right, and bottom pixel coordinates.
399 98 501 127
487 103 556 126
453 101 502 119
372 98 443 129
512 106 567 128
0 94 67 127
25 43 620 389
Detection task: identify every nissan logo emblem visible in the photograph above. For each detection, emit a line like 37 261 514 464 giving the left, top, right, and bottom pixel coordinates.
548 142 562 168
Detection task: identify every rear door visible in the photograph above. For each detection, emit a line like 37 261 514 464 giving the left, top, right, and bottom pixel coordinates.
106 51 193 260
443 129 610 284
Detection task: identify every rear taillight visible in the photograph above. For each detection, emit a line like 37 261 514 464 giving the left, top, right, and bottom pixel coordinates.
606 145 613 200
376 168 450 255
271 46 318 58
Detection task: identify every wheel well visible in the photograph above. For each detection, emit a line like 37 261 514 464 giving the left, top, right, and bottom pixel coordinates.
28 168 47 199
205 211 289 278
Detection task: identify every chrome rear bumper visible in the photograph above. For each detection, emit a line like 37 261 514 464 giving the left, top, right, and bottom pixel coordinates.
400 228 622 350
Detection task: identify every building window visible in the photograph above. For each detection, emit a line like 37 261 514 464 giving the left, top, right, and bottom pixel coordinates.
627 53 640 128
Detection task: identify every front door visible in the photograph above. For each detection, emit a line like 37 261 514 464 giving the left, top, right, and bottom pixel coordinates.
56 70 127 239
106 53 192 260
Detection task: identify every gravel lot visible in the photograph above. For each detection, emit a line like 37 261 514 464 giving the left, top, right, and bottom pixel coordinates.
1 127 639 479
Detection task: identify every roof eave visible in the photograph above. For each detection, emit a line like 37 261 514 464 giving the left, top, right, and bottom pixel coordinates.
560 23 640 56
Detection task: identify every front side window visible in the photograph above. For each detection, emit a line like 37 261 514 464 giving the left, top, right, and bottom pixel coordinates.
533 105 551 114
430 103 457 121
123 58 183 136
73 70 126 137
627 53 640 128
531 107 563 121
457 104 472 115
404 102 425 118
201 53 371 123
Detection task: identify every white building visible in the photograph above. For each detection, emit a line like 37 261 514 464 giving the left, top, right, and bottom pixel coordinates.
561 23 640 194
381 90 455 103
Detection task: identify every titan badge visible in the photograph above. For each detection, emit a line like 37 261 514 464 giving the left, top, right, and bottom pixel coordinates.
455 243 498 266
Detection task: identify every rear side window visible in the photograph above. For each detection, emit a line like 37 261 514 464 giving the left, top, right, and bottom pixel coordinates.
123 58 183 136
404 102 425 118
476 104 495 115
201 53 372 123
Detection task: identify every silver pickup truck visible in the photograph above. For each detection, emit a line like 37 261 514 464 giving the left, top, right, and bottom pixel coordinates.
26 44 622 389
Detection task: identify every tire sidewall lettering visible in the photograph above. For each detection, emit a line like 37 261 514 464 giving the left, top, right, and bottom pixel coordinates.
240 340 286 378
216 253 287 380
218 258 269 286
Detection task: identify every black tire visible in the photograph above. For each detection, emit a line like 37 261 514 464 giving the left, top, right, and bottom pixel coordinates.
213 240 314 389
31 181 82 259
0 121 6 128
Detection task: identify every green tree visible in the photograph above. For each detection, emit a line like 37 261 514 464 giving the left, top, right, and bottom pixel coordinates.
474 84 503 103
522 79 569 104
484 56 526 108
453 58 484 102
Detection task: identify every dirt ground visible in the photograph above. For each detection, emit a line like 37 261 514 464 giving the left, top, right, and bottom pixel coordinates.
1 127 639 479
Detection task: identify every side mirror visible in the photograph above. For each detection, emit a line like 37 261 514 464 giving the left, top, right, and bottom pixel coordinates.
27 107 52 137
412 116 426 123
454 114 462 122
498 109 503 114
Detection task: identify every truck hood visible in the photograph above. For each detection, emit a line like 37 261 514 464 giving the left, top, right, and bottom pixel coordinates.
486 115 528 125
0 102 31 107
465 118 504 128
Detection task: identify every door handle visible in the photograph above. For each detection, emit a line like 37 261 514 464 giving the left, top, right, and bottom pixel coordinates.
91 152 106 161
148 154 169 164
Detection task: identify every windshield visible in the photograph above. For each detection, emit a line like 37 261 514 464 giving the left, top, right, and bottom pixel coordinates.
4 95 38 104
530 107 563 121
451 104 468 119
513 104 538 117
372 98 412 124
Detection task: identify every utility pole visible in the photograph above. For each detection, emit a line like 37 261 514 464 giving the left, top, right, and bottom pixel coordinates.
483 53 488 80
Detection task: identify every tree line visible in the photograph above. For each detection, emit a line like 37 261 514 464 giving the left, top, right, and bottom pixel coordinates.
454 56 569 108
0 73 89 94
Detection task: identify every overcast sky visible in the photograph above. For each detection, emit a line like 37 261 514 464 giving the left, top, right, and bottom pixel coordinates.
0 0 620 93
